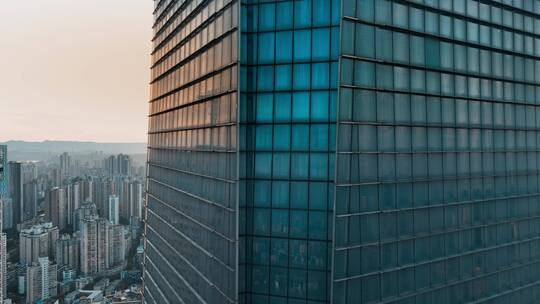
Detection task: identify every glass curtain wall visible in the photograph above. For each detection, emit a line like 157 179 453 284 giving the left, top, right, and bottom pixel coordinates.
239 0 340 302
144 0 240 303
334 0 540 303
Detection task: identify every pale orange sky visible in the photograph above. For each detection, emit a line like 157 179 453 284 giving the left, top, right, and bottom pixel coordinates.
0 0 153 143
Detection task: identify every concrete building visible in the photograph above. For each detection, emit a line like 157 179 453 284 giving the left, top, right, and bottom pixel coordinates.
82 178 94 204
79 290 106 304
25 257 57 303
118 178 130 222
0 145 7 199
80 215 109 275
46 187 67 230
128 181 143 220
108 225 126 268
74 202 98 232
59 152 71 181
67 181 82 227
8 161 38 227
2 197 12 231
0 190 5 301
8 162 22 228
56 234 80 273
19 222 59 266
107 195 119 225
62 268 77 282
104 154 132 177
92 178 113 216
0 145 8 232
21 180 38 223
0 233 6 301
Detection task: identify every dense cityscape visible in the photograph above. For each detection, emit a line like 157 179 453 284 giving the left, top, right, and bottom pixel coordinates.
0 145 145 303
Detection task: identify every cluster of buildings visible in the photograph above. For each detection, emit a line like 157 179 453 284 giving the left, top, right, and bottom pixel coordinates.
0 145 8 302
0 146 144 303
19 216 133 303
3 154 143 232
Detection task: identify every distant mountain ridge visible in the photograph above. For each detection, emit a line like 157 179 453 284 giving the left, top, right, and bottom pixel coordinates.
1 140 147 157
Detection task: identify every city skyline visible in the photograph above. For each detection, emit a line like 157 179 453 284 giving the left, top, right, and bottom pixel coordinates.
0 148 145 303
0 0 153 143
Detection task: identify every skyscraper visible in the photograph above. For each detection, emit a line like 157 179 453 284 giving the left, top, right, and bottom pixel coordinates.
108 224 127 267
0 233 6 301
59 152 71 181
129 180 144 220
144 0 540 303
0 148 5 301
2 198 12 231
0 180 5 302
80 215 110 275
74 202 97 232
22 179 38 222
8 162 23 228
9 161 38 227
46 187 68 230
0 145 7 199
104 154 132 177
25 257 57 303
55 234 80 273
108 194 120 225
67 181 83 228
19 222 59 266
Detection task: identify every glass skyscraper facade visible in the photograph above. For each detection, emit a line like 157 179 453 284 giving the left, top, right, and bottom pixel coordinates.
144 0 540 303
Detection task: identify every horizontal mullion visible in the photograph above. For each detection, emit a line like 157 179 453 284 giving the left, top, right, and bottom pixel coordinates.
341 54 540 88
339 83 540 109
336 172 540 187
150 61 237 103
148 162 237 185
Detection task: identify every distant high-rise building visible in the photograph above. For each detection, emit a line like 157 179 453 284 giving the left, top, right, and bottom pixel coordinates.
8 162 23 227
0 192 5 301
119 179 130 222
129 180 143 220
107 195 119 225
108 224 126 268
92 177 111 214
117 154 131 176
45 187 67 230
80 215 109 275
59 152 71 181
0 145 7 199
104 155 117 177
49 167 61 188
74 202 98 232
55 234 80 273
21 180 38 222
104 154 132 177
0 147 10 231
25 257 57 303
2 198 12 231
143 1 540 303
9 161 38 227
67 181 83 227
0 233 6 301
82 177 93 203
19 222 59 266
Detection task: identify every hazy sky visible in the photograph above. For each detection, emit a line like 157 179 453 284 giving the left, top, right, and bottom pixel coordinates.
0 0 153 143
